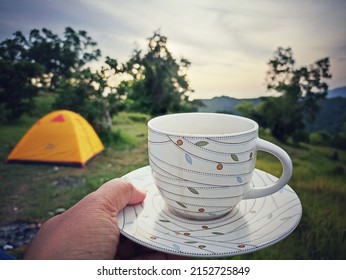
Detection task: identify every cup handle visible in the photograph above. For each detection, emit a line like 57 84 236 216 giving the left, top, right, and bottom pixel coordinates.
244 138 293 199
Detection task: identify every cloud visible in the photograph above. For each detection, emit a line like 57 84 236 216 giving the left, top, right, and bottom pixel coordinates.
0 0 345 98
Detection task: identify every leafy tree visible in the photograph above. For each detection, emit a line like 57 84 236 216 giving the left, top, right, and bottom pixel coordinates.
106 31 197 115
27 27 101 89
0 27 100 121
260 47 331 141
0 32 43 121
0 59 42 121
54 31 198 133
53 67 124 132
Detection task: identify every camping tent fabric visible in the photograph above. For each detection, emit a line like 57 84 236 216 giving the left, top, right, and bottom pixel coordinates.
6 110 104 167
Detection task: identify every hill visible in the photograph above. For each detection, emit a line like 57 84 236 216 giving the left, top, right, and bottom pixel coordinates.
197 96 261 114
197 94 346 135
327 86 346 98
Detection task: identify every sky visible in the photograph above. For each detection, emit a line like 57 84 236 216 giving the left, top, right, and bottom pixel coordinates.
0 0 345 100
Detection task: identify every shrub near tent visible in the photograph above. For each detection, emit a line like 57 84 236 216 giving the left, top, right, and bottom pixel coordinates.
6 110 104 167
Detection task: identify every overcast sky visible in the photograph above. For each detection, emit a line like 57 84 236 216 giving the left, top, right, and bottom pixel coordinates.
0 0 345 99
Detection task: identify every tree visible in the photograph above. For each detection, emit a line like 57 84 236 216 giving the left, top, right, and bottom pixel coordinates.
0 59 42 121
27 27 101 89
0 27 101 121
106 31 197 115
260 47 331 141
54 31 198 133
0 31 43 121
53 67 124 132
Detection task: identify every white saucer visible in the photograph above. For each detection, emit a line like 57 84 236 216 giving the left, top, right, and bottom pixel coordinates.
118 166 302 258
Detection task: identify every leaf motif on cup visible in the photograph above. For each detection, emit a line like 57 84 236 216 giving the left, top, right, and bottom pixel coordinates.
176 201 187 208
237 176 243 183
194 140 209 147
188 187 199 195
212 232 224 235
185 153 192 164
231 153 239 161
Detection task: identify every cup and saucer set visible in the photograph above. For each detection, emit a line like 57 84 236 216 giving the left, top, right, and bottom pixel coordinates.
117 113 302 258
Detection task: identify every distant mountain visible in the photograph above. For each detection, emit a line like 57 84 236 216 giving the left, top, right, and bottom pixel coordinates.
197 91 346 135
198 96 261 114
327 86 346 98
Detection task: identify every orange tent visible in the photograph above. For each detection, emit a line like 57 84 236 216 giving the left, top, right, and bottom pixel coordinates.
6 110 104 167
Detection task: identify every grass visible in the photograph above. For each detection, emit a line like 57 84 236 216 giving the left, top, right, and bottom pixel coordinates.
0 111 149 223
1 96 345 259
239 136 346 259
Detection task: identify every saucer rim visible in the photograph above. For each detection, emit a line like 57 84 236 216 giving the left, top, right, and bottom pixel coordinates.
118 165 302 258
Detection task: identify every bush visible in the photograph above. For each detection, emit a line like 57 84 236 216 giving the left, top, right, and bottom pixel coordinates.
128 112 150 123
113 112 150 125
98 129 137 149
309 131 331 146
292 130 309 144
98 129 121 145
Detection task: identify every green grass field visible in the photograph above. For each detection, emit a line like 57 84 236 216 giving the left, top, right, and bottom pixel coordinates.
0 95 345 259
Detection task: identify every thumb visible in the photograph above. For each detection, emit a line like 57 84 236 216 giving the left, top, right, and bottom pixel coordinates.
93 178 146 214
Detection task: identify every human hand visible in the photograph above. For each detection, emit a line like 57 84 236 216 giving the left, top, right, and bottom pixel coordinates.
24 178 187 260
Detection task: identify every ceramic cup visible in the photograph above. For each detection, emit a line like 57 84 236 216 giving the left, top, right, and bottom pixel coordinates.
148 113 293 220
